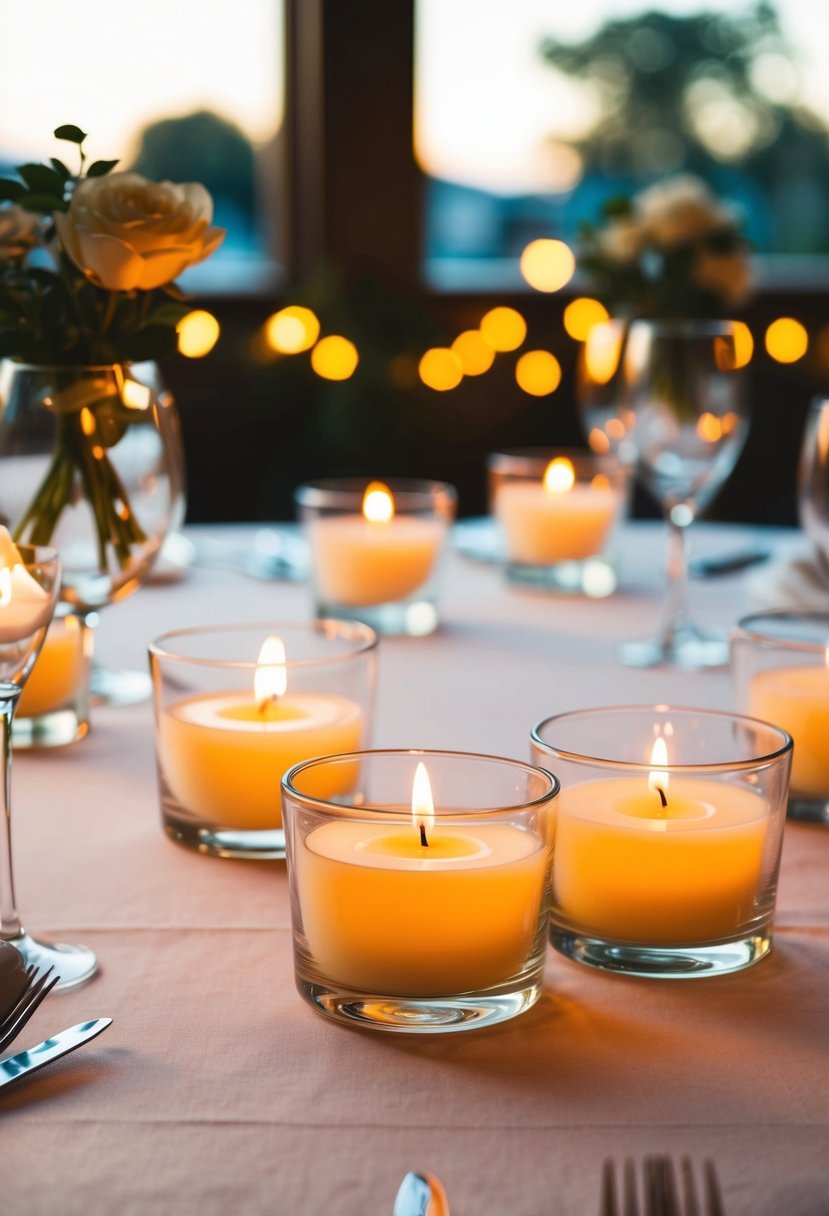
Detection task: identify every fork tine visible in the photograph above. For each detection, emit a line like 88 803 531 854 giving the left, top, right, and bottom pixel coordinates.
703 1161 724 1216
0 966 58 1054
623 1157 639 1216
601 1159 619 1216
0 966 38 1034
680 1158 700 1216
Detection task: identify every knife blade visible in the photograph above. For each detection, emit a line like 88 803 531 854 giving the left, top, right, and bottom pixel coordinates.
393 1171 450 1216
0 1018 112 1091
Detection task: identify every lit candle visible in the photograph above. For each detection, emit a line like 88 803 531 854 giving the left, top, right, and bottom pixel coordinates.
0 527 51 643
553 737 770 943
17 614 88 718
157 637 364 830
308 482 444 606
295 762 548 994
747 654 829 796
494 457 620 564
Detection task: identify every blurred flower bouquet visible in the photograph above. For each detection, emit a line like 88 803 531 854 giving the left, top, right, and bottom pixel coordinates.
0 125 225 569
578 175 753 319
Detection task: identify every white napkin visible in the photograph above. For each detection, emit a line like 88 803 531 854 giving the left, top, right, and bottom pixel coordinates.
745 539 829 611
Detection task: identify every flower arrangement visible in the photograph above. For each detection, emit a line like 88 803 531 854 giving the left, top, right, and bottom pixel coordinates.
577 175 753 320
0 125 225 571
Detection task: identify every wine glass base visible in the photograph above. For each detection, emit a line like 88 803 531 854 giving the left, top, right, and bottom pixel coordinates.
90 665 152 707
618 627 729 670
7 931 97 990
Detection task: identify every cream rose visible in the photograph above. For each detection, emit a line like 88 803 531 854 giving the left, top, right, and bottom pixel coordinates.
55 172 226 291
635 175 737 250
0 203 40 258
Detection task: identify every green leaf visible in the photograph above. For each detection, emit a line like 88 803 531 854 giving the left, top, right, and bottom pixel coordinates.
161 281 188 302
0 179 25 202
148 301 191 327
50 157 71 180
86 159 119 178
17 192 64 214
124 325 178 361
54 124 87 144
18 163 65 194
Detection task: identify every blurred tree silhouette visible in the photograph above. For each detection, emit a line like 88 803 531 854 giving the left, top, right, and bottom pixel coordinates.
541 2 829 253
130 109 257 228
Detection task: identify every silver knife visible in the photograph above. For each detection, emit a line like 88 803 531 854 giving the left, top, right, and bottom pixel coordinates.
393 1171 450 1216
0 1018 112 1091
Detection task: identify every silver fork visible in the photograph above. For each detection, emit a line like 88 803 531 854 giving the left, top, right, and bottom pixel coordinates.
601 1156 725 1216
0 965 58 1054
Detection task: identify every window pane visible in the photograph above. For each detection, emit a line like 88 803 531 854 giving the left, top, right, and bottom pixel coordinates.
415 0 829 288
2 0 284 292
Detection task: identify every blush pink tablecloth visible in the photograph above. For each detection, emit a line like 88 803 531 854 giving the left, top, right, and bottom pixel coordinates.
2 521 828 1216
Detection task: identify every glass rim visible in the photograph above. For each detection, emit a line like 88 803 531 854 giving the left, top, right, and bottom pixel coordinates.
294 477 457 511
530 704 793 773
12 542 60 566
487 447 625 470
148 618 378 670
734 609 829 654
281 747 560 816
625 318 739 336
0 360 153 373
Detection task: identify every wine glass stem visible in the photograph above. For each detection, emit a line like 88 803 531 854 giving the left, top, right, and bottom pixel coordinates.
661 514 693 643
0 690 22 941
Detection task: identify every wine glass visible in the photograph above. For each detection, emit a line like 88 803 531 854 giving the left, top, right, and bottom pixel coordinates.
599 319 748 668
0 539 97 988
797 397 829 572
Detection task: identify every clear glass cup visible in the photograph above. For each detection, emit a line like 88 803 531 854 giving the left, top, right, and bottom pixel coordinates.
732 611 829 823
12 603 95 749
282 749 558 1033
488 448 629 596
295 478 456 636
149 620 378 860
531 705 792 979
0 542 97 987
594 320 748 668
798 397 829 570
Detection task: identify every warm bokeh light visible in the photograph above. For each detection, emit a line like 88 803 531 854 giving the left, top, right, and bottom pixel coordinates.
563 297 610 341
519 239 576 293
515 350 562 396
732 320 754 369
451 330 495 376
588 427 611 455
543 457 575 494
606 418 627 441
362 481 394 523
264 306 320 354
765 317 808 364
177 310 220 358
121 379 152 410
311 335 359 381
584 322 624 386
591 473 611 491
480 307 527 353
419 347 463 391
697 412 724 443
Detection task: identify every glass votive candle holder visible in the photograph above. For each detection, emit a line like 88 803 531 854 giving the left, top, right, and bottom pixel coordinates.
732 611 829 823
531 706 792 979
12 603 95 748
282 749 559 1033
149 620 378 860
488 448 629 596
295 477 457 636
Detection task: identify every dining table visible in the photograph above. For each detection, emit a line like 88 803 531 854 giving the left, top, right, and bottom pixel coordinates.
2 518 828 1216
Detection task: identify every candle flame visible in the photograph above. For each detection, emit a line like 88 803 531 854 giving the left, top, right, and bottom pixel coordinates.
362 481 394 523
647 736 669 801
0 567 11 607
254 635 287 709
543 457 575 495
411 761 435 839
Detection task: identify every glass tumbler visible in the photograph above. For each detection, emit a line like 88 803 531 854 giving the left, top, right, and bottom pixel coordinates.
282 749 558 1033
13 603 95 748
531 706 791 978
295 478 456 636
149 620 377 860
733 610 829 823
488 448 629 596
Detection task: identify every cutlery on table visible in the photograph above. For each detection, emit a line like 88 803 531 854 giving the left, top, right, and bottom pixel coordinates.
0 962 58 1053
0 1018 112 1092
601 1156 725 1216
393 1170 450 1216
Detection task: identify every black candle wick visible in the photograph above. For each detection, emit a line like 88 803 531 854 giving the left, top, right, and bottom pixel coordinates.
419 822 429 848
656 785 668 809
